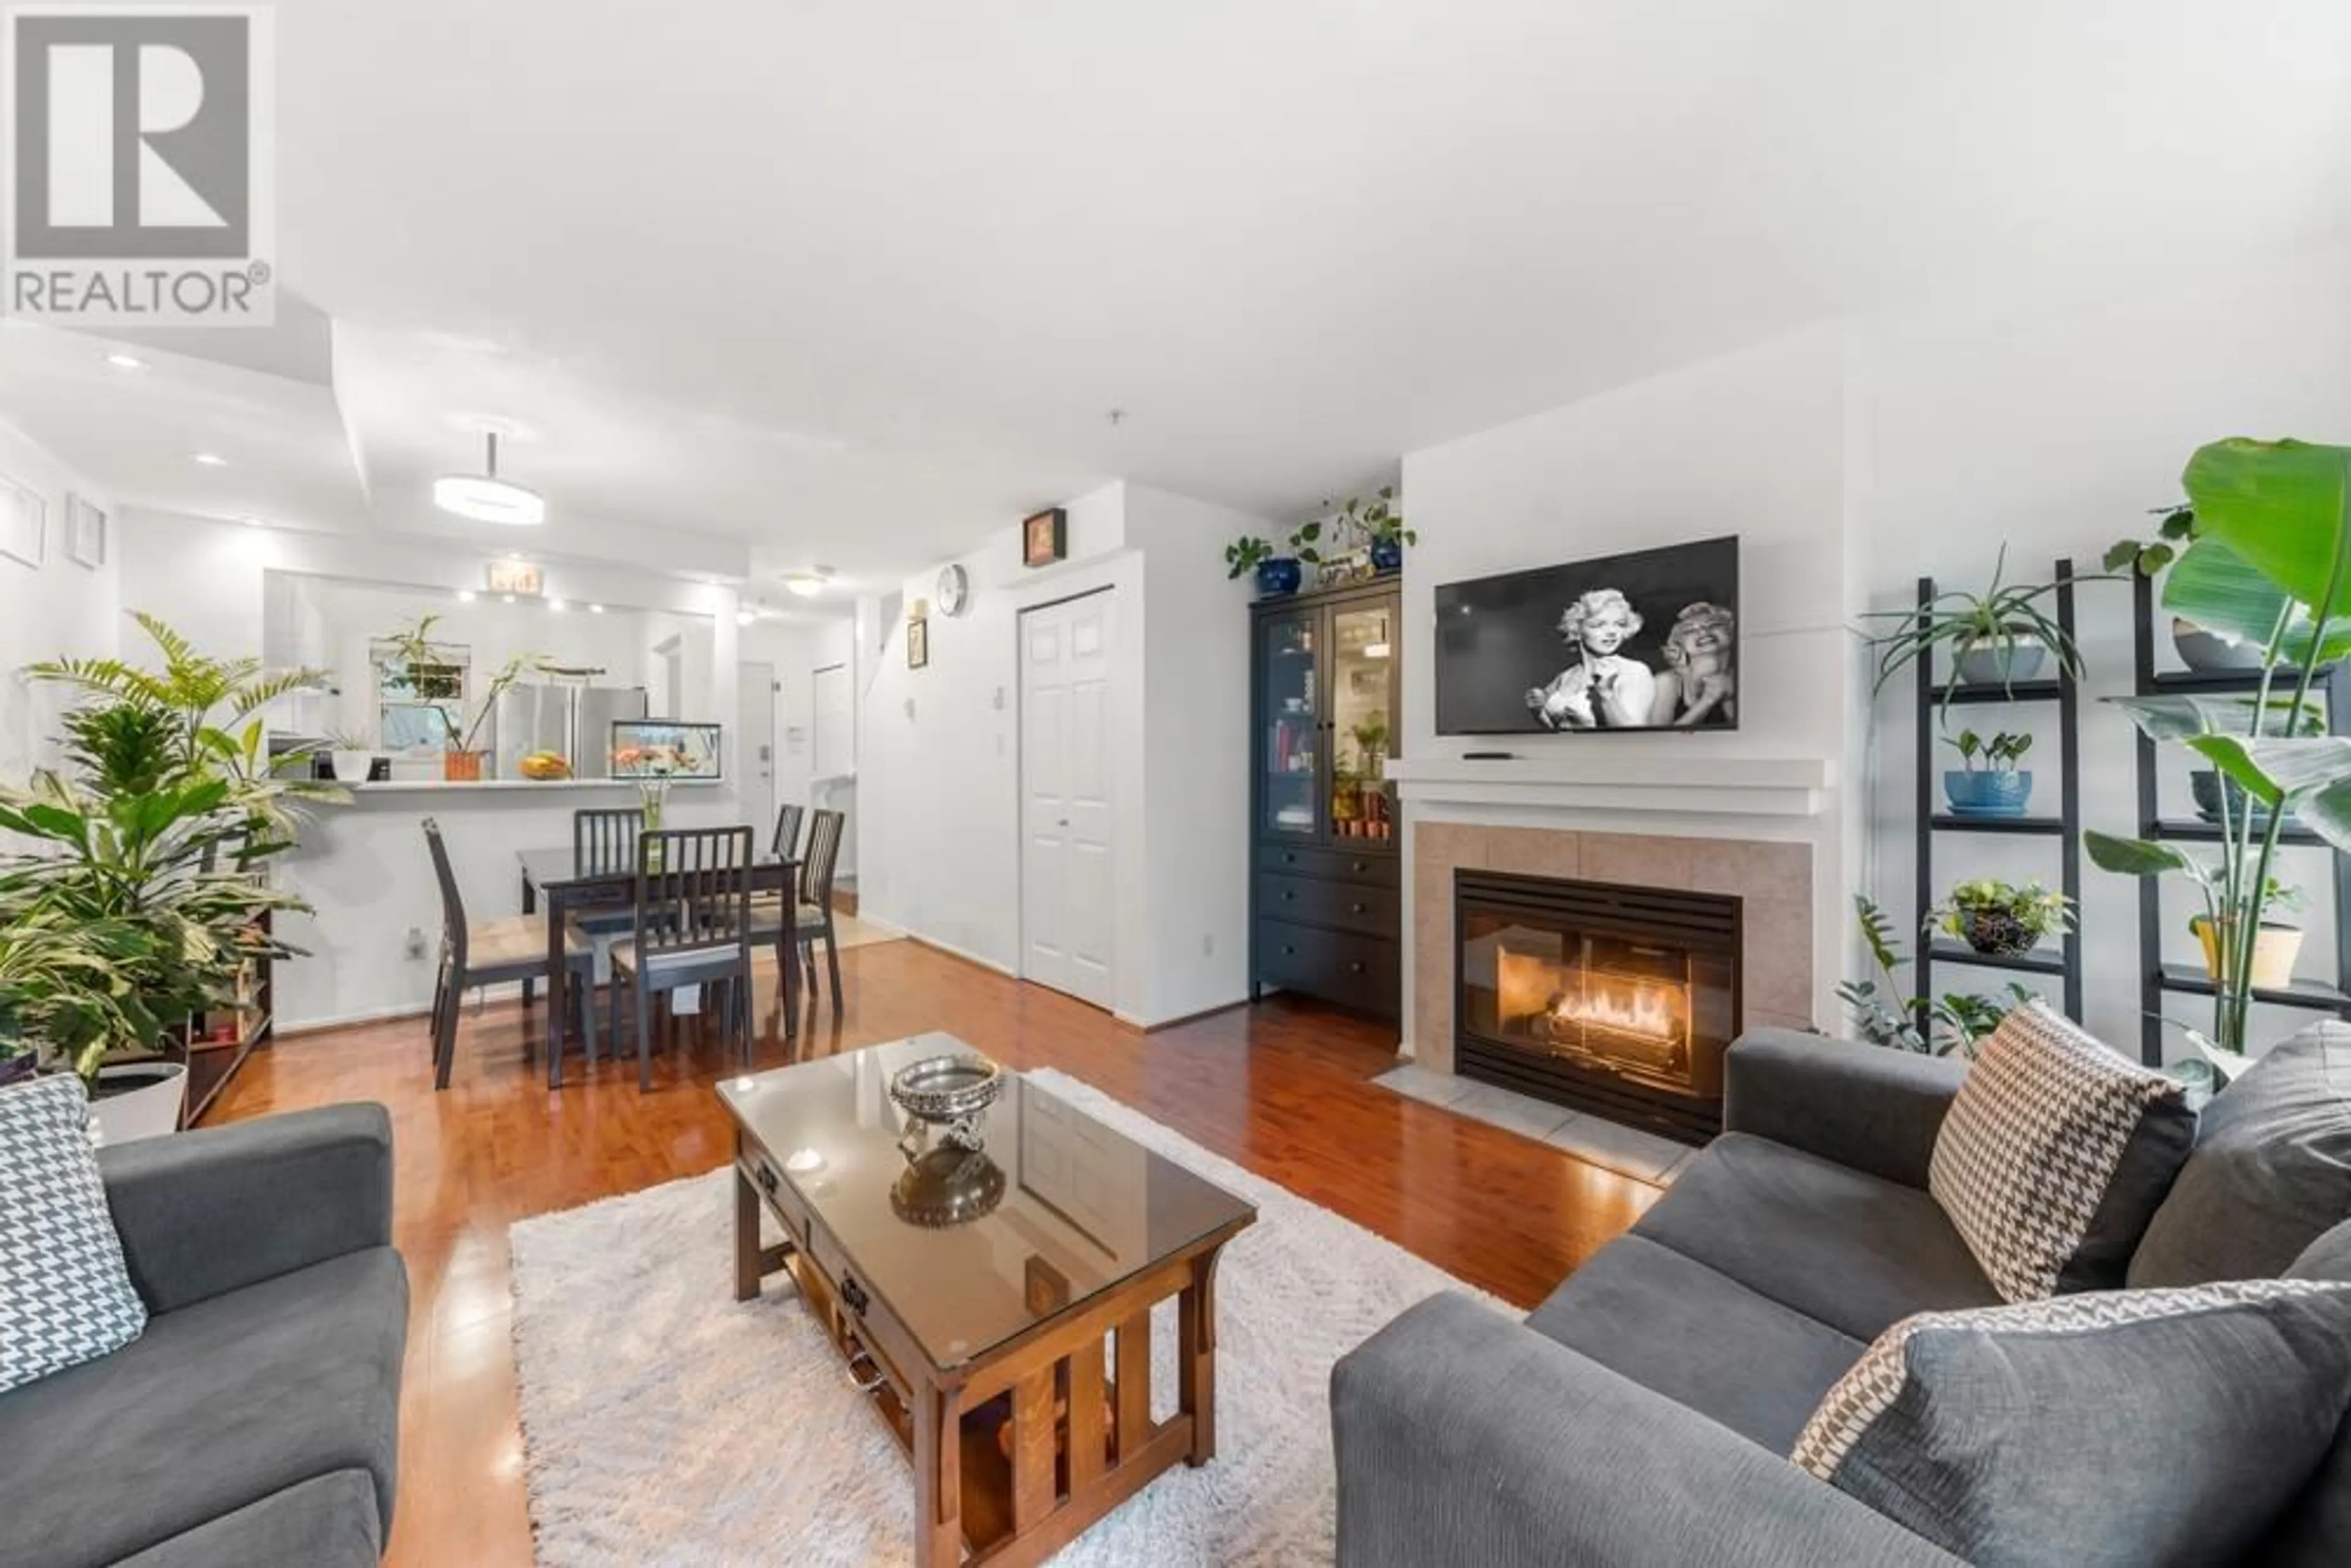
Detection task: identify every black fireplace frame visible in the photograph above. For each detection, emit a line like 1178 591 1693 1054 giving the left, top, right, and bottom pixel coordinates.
1453 868 1741 1146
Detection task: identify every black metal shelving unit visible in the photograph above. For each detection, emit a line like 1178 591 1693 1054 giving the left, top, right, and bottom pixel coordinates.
1913 560 2085 1020
2124 571 2351 1065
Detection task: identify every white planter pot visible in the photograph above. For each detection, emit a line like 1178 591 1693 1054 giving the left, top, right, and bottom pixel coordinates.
331 749 376 783
89 1062 187 1147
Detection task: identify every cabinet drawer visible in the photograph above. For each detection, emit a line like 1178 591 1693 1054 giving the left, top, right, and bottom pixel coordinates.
1257 843 1400 888
1257 871 1398 937
744 1150 809 1247
803 1217 924 1397
1257 917 1398 1016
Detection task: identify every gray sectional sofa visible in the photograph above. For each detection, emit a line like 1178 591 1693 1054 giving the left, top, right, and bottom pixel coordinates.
0 1105 407 1567
1332 1027 2351 1566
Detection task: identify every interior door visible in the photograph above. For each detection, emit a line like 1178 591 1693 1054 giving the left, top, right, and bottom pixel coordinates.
1020 590 1117 1009
737 661 776 841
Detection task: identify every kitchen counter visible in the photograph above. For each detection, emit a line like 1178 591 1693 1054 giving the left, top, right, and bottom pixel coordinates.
340 777 724 795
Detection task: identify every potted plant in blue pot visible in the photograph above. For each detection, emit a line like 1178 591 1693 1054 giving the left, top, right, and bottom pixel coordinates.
1226 535 1301 596
1355 486 1414 573
1943 727 2033 817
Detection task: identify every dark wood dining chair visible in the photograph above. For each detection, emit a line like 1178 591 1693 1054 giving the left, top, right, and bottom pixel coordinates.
771 800 806 862
568 806 642 940
610 826 755 1090
795 809 847 1013
425 818 596 1090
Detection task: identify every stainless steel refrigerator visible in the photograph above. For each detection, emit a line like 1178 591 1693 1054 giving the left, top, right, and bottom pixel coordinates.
493 684 648 779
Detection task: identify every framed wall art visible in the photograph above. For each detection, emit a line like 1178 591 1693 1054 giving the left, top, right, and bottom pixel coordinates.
1021 507 1067 568
907 614 930 669
66 494 107 569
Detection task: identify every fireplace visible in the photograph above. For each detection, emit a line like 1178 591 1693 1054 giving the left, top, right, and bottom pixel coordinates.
1454 869 1739 1144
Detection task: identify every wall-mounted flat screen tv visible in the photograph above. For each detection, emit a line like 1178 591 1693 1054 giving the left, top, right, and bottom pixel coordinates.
1434 536 1739 735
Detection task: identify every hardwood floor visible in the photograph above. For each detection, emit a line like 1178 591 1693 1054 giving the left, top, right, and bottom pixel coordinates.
216 937 1659 1567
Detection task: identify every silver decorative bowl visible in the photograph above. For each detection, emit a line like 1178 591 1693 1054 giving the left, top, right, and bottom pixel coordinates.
888 1052 1003 1150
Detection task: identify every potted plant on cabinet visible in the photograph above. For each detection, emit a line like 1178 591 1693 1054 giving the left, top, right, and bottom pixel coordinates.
1225 535 1300 597
1943 728 2034 817
1929 878 2073 958
1860 547 2087 713
2085 437 2351 1084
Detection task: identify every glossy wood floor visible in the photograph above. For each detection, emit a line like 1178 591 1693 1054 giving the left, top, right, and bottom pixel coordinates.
216 938 1659 1567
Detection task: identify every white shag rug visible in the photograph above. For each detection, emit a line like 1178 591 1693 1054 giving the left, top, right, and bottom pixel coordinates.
509 1068 1496 1566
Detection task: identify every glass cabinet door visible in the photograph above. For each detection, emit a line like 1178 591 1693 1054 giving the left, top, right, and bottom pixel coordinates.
1329 602 1398 846
1260 609 1321 839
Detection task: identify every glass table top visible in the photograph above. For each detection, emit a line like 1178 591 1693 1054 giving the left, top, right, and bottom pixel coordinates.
718 1033 1257 1370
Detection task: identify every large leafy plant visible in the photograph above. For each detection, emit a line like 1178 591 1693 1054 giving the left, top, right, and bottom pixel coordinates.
2085 438 2351 1073
7 614 326 1084
28 611 334 853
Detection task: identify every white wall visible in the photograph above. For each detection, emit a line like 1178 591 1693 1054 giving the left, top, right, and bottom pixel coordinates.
1398 324 1867 1040
856 479 1269 1026
1857 234 2351 1061
857 482 1135 980
0 419 121 779
1125 484 1256 1021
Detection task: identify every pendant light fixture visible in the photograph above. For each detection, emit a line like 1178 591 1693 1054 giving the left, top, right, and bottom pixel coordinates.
433 430 546 526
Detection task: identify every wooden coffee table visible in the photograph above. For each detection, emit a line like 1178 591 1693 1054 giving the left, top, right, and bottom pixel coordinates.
719 1035 1257 1567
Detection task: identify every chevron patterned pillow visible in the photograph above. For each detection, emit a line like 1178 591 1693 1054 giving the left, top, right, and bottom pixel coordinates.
1791 1281 2351 1565
0 1076 148 1393
1929 1000 2191 1302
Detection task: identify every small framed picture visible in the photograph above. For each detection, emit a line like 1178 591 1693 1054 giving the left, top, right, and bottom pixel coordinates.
1021 507 1067 568
907 615 929 669
66 494 106 569
0 475 43 568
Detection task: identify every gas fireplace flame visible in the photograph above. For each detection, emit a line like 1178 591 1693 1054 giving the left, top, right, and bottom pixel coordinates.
1551 983 1682 1043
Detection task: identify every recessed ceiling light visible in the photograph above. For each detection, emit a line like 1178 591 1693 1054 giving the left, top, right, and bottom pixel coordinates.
736 608 759 626
501 593 518 605
192 452 227 467
105 353 146 371
433 431 545 526
588 604 606 615
457 590 477 603
547 599 567 612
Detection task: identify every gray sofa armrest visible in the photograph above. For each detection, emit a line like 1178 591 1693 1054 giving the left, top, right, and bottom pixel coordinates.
99 1103 394 1314
1332 1293 1962 1568
1723 1028 1965 1188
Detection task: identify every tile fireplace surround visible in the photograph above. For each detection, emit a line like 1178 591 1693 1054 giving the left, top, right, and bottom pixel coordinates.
1411 823 1815 1077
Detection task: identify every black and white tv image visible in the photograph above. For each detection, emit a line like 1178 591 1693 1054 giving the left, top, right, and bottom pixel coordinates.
1434 536 1739 735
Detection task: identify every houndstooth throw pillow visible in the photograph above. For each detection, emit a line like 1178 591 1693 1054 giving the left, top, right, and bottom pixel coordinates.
0 1076 148 1392
1929 1000 2189 1302
1791 1281 2351 1565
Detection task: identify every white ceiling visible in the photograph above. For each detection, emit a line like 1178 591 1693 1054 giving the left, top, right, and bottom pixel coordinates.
4 0 2349 591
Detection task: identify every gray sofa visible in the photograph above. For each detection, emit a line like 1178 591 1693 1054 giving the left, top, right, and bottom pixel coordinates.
0 1105 407 1567
1332 1028 2350 1566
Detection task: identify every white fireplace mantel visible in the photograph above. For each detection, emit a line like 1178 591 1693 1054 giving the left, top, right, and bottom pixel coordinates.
1385 752 1837 819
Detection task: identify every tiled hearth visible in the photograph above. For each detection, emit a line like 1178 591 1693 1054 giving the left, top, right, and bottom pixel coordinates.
1373 1061 1697 1184
1410 823 1815 1079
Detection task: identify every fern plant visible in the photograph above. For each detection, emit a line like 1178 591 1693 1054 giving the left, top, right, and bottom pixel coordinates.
1835 895 2033 1057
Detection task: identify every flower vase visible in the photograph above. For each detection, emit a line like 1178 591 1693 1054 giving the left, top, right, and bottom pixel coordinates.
639 780 670 871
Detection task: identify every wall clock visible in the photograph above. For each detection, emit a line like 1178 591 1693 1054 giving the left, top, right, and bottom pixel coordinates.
936 563 970 617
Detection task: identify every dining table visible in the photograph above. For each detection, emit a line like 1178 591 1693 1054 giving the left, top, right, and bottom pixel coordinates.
516 843 803 1087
